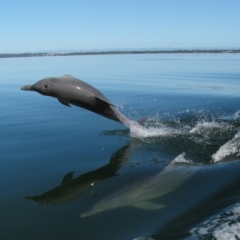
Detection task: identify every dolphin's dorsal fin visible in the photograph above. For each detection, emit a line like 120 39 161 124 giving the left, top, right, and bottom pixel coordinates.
61 172 75 185
62 74 74 78
58 98 71 107
133 201 165 210
94 96 115 107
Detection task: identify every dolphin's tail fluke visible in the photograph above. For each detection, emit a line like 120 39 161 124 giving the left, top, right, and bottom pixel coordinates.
112 108 148 128
137 118 148 127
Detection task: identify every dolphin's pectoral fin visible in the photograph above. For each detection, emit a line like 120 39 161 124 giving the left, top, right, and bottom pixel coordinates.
58 98 71 107
133 201 165 210
61 171 75 185
95 97 115 107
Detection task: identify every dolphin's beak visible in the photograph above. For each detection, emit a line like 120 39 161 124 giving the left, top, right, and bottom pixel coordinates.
21 85 32 91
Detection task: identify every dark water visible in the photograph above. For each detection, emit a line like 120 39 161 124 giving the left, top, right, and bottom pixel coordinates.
1 54 240 240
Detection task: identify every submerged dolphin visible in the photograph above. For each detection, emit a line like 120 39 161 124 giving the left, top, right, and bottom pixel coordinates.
80 159 193 217
77 158 240 239
21 75 146 127
80 158 240 219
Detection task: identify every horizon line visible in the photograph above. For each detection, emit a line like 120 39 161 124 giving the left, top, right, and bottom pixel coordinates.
1 49 240 58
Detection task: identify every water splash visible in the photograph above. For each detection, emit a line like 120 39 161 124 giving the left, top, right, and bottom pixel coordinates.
189 121 230 134
234 110 240 119
190 203 240 239
212 131 240 163
128 117 231 140
113 108 184 138
131 237 154 240
111 107 240 163
129 121 183 139
119 106 232 139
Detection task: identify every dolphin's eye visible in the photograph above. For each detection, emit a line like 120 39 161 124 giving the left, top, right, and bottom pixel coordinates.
44 84 49 89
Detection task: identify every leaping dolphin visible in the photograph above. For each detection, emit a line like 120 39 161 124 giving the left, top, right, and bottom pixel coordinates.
21 75 146 127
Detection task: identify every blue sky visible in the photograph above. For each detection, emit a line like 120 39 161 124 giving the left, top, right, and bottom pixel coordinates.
1 0 240 52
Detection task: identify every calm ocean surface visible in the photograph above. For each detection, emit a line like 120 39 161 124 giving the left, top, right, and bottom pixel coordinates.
1 54 240 240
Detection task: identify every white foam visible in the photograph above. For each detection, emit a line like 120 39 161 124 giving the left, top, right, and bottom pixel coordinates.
234 110 240 118
114 108 187 139
189 121 229 133
129 121 183 139
129 119 229 139
131 237 154 240
212 131 240 163
190 203 240 239
115 108 233 142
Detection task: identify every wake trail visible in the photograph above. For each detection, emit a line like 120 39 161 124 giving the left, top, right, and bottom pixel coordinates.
114 108 183 138
114 108 239 152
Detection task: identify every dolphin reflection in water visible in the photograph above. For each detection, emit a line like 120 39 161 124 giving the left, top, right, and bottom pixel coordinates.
24 145 131 204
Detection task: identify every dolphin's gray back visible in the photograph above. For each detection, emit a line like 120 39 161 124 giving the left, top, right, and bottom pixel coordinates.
59 75 113 105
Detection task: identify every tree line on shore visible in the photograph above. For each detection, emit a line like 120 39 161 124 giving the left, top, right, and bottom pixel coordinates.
1 49 240 58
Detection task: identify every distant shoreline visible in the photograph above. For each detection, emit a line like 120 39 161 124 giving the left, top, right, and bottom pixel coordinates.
1 49 240 58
